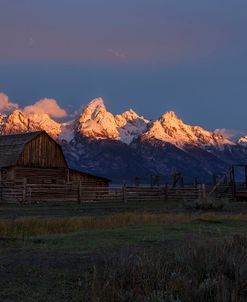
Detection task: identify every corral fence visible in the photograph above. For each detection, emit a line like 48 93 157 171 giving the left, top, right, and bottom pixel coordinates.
0 179 219 204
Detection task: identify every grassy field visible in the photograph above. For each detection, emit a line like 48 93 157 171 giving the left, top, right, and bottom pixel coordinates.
1 200 247 301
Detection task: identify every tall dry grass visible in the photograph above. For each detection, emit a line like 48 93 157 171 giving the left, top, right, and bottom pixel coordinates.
1 212 247 238
82 235 247 302
0 213 189 238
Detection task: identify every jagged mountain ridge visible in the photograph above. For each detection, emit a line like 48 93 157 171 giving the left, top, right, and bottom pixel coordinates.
140 111 232 149
0 97 150 144
0 110 61 138
74 97 149 144
0 97 247 183
0 97 236 146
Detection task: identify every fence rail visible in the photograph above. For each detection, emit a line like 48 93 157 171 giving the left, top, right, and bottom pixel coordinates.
0 180 208 203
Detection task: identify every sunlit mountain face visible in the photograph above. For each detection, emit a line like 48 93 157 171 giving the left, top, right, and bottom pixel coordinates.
1 94 247 183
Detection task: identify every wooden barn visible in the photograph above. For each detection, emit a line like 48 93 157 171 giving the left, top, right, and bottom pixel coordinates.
0 131 110 202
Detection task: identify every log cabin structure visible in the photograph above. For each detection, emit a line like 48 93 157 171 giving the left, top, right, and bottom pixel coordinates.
0 131 110 202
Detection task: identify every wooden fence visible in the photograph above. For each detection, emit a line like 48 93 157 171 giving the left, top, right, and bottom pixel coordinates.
0 180 208 203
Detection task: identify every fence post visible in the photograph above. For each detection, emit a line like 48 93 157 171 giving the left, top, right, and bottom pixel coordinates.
23 178 27 203
194 177 198 188
202 184 206 199
164 184 168 201
123 183 127 203
0 180 2 202
78 181 82 203
198 184 202 200
28 186 32 204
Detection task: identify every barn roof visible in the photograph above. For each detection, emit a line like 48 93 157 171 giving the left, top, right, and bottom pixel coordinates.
69 168 111 182
0 131 43 168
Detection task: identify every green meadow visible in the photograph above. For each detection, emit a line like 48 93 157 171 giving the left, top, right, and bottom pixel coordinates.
1 201 247 301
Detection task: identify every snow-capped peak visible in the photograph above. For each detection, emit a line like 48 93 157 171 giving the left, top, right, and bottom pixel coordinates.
79 97 107 122
0 96 237 150
75 99 150 144
0 109 61 138
161 111 179 121
26 112 61 138
0 97 149 144
2 110 29 134
237 135 247 146
120 108 139 121
115 109 149 144
115 108 148 126
141 111 233 149
214 128 247 142
84 97 106 116
77 97 119 140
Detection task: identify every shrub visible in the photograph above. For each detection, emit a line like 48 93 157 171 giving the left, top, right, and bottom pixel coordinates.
183 197 228 210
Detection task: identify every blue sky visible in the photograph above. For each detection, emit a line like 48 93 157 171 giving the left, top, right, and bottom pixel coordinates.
0 0 247 130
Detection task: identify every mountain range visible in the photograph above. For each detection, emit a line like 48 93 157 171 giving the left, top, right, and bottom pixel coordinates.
1 97 247 184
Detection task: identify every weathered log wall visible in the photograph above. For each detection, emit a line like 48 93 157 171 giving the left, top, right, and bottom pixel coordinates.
14 167 67 184
1 166 108 186
17 132 67 168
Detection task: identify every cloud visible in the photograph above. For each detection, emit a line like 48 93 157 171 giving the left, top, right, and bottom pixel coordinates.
28 36 35 47
214 128 246 141
0 93 19 113
108 49 127 59
24 98 67 118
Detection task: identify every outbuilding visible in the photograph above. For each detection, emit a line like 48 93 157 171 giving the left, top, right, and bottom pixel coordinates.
0 131 110 202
